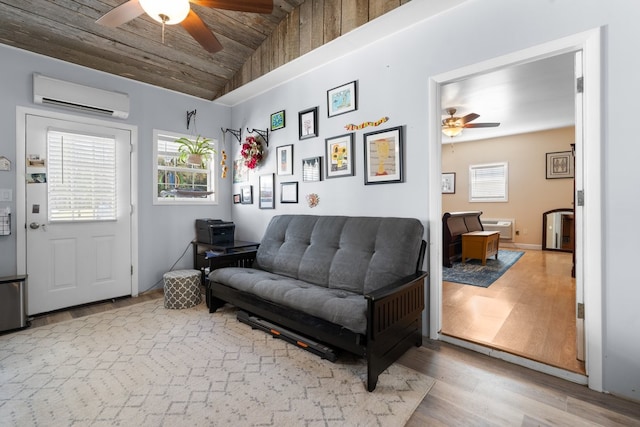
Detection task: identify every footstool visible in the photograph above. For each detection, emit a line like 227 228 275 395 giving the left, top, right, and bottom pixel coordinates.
163 269 202 309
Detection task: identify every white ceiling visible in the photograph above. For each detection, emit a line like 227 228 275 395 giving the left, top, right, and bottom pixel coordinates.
440 52 576 143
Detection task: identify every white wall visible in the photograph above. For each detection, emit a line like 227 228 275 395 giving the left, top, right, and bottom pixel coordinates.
226 0 640 402
0 44 232 292
1 0 638 404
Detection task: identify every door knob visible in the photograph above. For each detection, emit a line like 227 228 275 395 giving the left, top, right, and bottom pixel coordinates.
29 222 40 229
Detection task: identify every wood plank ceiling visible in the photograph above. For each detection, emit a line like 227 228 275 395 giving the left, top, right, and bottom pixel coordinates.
0 0 408 100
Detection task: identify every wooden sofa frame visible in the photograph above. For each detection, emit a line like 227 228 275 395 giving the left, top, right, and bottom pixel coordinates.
207 241 428 392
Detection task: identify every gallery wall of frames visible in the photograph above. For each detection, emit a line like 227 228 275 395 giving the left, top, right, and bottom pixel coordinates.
231 80 404 210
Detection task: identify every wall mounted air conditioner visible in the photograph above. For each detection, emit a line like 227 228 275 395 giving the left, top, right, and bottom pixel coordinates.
33 73 130 119
481 218 515 240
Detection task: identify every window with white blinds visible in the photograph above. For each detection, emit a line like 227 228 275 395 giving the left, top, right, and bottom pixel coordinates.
469 162 508 202
47 130 117 221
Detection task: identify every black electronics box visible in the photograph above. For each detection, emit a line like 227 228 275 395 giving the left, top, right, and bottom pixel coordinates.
196 219 235 245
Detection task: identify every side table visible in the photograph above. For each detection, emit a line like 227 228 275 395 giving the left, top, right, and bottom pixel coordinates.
192 240 260 271
461 231 500 265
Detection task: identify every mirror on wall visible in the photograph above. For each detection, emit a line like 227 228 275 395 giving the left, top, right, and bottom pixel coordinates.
542 208 574 252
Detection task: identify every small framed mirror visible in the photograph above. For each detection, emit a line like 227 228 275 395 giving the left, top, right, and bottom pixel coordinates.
542 208 574 252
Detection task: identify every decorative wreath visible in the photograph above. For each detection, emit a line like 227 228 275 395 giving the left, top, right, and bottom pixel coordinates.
240 135 264 169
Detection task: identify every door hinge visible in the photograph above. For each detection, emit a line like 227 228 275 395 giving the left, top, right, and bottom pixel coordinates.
577 302 585 319
131 265 134 276
577 190 584 206
576 76 584 94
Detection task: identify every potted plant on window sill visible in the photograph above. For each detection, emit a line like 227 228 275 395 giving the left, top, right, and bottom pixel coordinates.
175 135 215 168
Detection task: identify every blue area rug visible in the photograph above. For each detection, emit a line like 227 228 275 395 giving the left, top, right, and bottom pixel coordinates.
443 250 525 288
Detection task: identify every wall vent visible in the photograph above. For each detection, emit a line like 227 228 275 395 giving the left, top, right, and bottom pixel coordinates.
33 73 130 119
481 218 515 240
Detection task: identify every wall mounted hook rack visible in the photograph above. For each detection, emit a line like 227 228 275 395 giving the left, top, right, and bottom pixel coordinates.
186 110 197 129
221 127 242 143
246 128 269 146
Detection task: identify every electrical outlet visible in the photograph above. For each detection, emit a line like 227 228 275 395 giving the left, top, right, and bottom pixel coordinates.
515 230 520 236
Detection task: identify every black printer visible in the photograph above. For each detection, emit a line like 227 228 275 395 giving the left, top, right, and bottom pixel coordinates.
196 219 235 245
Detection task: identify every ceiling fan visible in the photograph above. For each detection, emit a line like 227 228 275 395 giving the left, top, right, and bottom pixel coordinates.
442 108 500 137
96 0 273 54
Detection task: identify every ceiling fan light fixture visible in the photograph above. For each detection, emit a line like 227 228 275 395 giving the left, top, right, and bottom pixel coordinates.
442 125 463 137
139 0 190 25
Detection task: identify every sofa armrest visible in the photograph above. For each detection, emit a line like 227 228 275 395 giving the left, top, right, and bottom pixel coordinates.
365 271 427 341
365 271 427 301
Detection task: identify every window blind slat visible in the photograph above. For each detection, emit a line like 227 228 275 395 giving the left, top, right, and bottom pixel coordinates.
469 162 508 202
47 130 117 222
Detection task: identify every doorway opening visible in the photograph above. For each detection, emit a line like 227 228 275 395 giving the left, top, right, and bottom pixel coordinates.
427 29 603 390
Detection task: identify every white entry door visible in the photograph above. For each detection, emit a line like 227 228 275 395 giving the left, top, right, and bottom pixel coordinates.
25 114 132 315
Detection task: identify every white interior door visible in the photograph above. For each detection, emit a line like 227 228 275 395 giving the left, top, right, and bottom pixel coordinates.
25 114 132 315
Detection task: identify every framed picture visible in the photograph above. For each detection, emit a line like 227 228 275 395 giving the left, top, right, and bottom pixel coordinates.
302 156 322 182
298 107 318 140
325 133 355 179
363 126 404 185
280 182 298 203
233 193 241 204
546 151 574 179
270 110 285 131
233 159 248 183
441 172 456 194
240 185 253 204
276 144 293 176
327 81 357 117
259 173 275 209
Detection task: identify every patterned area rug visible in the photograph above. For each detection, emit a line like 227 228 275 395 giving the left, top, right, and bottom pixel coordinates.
443 250 525 288
0 298 434 426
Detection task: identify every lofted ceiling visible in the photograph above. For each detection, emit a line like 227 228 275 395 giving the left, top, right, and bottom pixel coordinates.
0 0 307 100
0 0 574 139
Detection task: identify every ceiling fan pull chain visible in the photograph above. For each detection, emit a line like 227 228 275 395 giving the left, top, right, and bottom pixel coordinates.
159 13 169 45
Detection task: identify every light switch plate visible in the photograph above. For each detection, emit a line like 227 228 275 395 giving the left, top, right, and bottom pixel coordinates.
0 189 12 201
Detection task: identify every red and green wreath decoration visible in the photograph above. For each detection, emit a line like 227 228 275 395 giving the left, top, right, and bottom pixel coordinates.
241 135 264 169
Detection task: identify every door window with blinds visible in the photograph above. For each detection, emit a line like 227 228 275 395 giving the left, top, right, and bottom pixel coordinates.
469 162 508 202
153 130 217 205
47 129 117 221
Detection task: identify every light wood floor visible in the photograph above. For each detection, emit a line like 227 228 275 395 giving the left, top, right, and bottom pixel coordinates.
401 341 640 426
25 289 640 426
441 249 585 374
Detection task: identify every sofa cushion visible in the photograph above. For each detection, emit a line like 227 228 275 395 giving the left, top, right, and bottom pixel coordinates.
254 215 423 294
209 267 368 334
447 216 468 237
464 215 483 232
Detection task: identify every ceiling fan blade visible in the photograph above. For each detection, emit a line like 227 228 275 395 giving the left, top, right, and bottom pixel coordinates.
460 113 480 124
96 0 144 27
189 0 273 14
181 10 224 54
464 122 500 128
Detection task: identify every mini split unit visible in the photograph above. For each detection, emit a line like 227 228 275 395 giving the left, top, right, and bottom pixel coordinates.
33 73 130 119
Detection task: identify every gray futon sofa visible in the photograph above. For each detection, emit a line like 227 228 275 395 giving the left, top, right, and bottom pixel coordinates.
207 214 428 391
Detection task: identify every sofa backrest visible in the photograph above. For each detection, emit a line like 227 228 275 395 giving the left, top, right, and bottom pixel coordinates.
443 211 484 239
254 215 424 294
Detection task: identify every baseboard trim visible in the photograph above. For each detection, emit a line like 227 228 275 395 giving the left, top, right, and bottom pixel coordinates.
500 242 542 250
